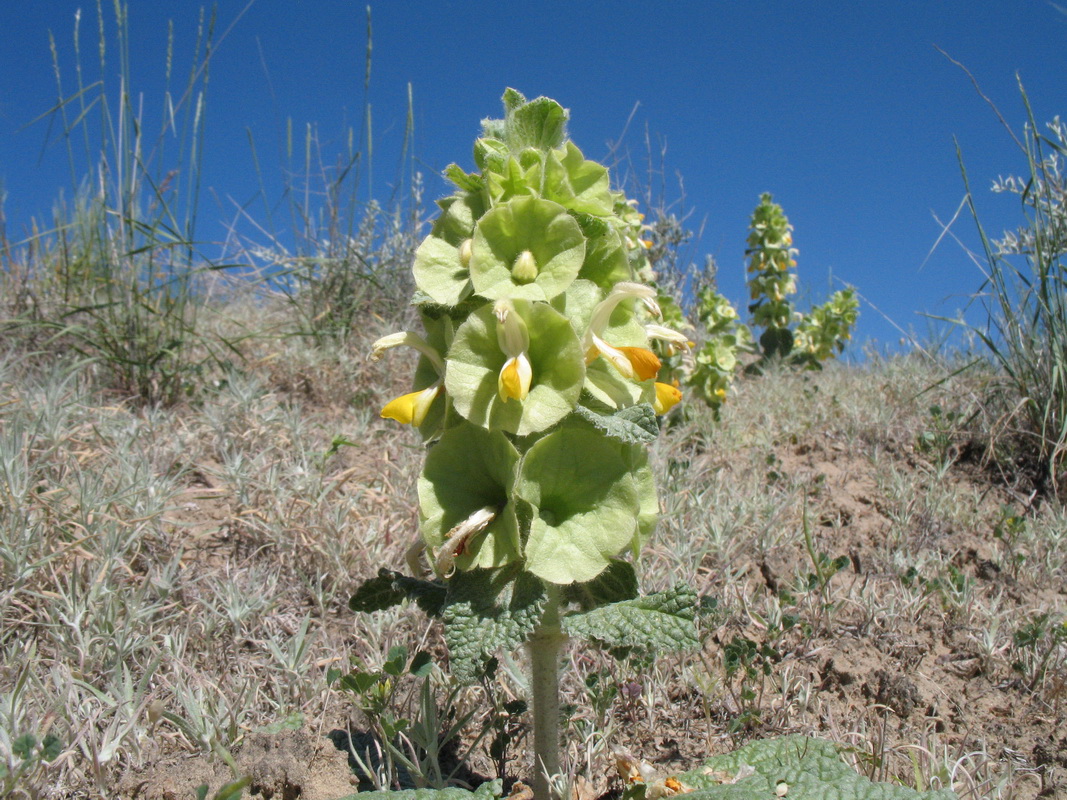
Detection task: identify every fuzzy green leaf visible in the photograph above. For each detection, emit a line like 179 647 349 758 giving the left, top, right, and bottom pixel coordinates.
444 163 483 193
442 568 547 684
349 568 447 617
473 136 508 173
563 558 639 611
562 585 698 652
505 95 568 151
572 403 658 445
674 735 956 799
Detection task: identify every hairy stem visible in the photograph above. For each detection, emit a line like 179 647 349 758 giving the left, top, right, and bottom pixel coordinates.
528 586 565 800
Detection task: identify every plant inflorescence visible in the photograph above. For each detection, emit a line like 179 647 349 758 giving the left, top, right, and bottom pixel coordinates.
351 88 699 800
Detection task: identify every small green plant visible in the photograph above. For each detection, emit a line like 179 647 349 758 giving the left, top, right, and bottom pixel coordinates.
992 505 1027 579
330 645 441 788
351 89 697 800
722 634 782 733
916 405 966 475
1010 612 1067 696
799 510 849 631
1 731 63 798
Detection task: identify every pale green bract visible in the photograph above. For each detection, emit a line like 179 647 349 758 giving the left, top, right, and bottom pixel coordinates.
470 196 586 302
418 423 521 571
445 300 585 436
517 428 639 584
542 141 613 216
412 194 485 306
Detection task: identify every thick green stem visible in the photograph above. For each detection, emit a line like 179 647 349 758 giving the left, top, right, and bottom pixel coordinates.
528 586 565 800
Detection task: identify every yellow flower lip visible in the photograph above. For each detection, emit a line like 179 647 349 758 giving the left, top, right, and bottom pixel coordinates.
498 353 532 402
653 382 682 414
494 300 533 403
380 385 442 426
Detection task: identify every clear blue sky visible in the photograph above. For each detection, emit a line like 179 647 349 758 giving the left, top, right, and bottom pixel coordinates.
2 1 1066 352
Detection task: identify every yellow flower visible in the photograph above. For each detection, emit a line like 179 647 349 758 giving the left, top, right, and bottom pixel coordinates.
380 384 442 426
587 335 661 381
653 382 682 414
371 332 446 428
583 282 663 382
498 353 533 402
495 300 533 402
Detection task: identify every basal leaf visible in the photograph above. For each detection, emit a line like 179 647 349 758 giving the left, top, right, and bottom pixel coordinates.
562 585 698 652
442 567 547 684
676 735 957 800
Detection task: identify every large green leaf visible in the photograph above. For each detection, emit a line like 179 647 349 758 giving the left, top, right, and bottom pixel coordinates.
562 585 697 652
445 300 585 436
673 735 957 800
517 428 639 584
418 423 521 571
469 196 586 302
442 567 546 684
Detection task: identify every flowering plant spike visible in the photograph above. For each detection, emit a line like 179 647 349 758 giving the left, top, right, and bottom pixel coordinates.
353 89 697 800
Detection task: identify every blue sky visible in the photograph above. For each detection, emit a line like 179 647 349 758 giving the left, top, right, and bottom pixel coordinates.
2 1 1066 352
